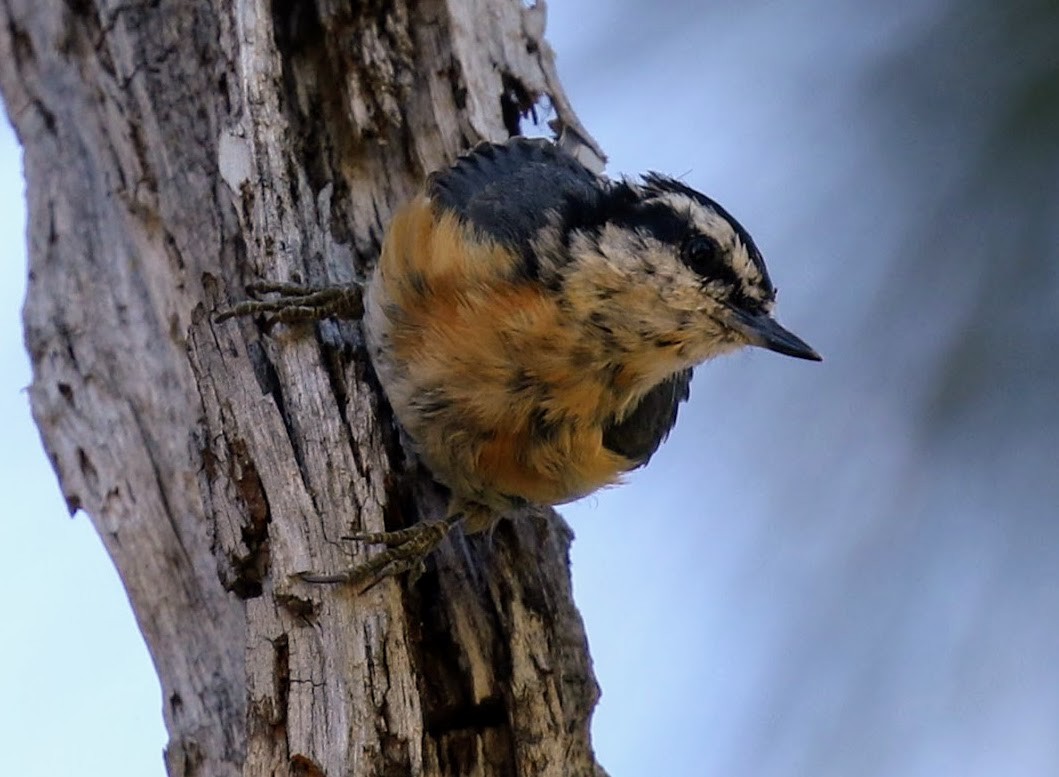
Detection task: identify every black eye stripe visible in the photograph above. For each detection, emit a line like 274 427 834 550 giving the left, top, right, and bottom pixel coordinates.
561 178 775 309
640 172 773 291
680 235 748 294
609 202 689 246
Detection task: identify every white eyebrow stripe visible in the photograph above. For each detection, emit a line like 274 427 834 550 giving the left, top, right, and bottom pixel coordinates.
653 192 765 290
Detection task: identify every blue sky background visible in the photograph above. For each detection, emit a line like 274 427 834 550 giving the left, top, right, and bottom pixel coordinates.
3 1 1058 775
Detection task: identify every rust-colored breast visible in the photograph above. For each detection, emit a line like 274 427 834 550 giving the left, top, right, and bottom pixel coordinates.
367 196 633 507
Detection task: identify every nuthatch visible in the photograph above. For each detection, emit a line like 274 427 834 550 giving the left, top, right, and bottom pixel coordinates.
218 138 820 591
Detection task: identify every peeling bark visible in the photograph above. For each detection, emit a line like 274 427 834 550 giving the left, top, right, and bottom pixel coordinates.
0 1 606 774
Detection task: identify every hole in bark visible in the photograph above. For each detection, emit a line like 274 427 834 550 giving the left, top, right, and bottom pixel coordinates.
499 73 535 137
217 72 230 113
63 0 94 17
499 74 552 138
290 754 326 777
376 733 414 777
382 468 423 532
270 0 323 54
277 593 317 620
226 438 272 599
426 695 507 735
248 341 279 397
273 634 290 717
270 0 344 195
431 707 516 775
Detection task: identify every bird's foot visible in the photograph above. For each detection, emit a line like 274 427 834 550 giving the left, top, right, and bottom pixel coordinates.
215 280 363 325
297 513 463 594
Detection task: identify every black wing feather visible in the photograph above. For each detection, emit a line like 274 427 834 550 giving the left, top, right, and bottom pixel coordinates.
602 370 692 466
428 138 602 258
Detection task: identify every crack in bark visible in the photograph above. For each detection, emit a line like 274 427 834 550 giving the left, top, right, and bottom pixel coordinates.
246 339 315 502
226 436 272 599
128 399 196 568
273 634 290 726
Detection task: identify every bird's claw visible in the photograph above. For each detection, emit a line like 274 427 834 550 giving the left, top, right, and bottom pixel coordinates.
214 281 363 325
297 515 462 594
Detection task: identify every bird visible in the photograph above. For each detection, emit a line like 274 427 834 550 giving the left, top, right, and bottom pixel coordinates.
216 137 821 592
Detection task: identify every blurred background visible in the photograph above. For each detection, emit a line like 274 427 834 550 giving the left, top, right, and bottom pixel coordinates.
2 0 1057 774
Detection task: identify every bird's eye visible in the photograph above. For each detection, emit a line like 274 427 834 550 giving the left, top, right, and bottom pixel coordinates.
682 235 724 277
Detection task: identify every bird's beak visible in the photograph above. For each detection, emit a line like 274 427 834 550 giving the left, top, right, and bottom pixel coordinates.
724 307 822 361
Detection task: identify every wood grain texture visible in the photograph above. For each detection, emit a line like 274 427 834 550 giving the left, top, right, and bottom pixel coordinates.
0 1 606 775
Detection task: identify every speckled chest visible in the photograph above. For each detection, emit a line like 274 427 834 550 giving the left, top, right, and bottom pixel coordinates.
363 197 637 509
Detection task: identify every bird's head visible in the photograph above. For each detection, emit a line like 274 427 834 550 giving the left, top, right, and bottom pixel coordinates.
550 171 820 383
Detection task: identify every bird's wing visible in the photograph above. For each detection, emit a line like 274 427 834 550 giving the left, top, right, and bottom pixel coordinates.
428 138 601 263
601 369 693 467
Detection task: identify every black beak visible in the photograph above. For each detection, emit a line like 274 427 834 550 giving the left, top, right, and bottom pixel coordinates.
725 307 822 362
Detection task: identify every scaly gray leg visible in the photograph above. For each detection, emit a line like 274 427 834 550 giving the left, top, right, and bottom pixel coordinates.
298 512 466 594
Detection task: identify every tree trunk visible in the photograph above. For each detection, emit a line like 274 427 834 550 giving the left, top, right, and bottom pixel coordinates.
0 1 606 775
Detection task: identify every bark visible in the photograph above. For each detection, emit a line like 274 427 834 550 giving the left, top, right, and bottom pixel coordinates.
0 1 606 775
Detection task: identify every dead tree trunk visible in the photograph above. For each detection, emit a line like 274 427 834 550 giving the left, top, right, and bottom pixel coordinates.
0 1 606 775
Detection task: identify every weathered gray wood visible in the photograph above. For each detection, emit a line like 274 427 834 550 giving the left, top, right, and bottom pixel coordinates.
0 1 606 774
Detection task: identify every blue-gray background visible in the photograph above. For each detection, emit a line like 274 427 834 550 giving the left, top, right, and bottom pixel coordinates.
2 1 1057 774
